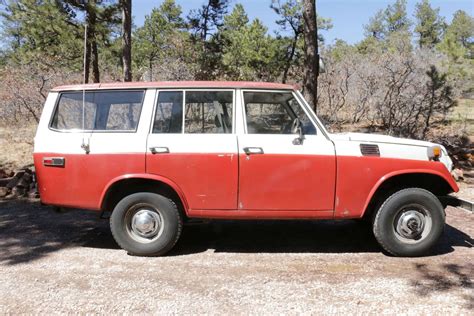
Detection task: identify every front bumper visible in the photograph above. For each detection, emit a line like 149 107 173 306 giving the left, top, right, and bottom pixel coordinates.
440 196 474 213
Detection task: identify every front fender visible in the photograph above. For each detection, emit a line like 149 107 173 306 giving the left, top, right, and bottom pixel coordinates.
361 168 458 217
334 156 458 219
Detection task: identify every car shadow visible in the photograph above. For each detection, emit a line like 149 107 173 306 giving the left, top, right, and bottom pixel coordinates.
83 216 472 257
167 219 472 256
0 200 472 264
0 199 109 265
169 220 381 255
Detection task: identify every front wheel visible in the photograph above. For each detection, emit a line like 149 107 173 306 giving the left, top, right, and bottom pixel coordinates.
373 188 445 257
110 192 182 256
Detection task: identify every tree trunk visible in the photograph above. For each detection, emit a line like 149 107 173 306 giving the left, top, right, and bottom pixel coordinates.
302 0 319 113
84 38 91 84
282 35 299 84
121 0 132 82
86 2 100 83
149 57 153 81
91 39 100 83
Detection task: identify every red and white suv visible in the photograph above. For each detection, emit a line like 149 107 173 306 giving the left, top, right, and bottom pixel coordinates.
34 81 465 256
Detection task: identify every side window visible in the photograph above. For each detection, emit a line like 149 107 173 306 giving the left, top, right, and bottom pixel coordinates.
50 93 96 130
288 97 314 132
103 92 143 130
243 92 316 135
50 91 144 131
153 91 183 133
184 91 233 134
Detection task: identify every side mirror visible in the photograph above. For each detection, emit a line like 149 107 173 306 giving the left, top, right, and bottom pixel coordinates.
291 118 305 145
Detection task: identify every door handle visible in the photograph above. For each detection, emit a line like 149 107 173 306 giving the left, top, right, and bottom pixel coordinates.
243 147 264 155
150 147 169 154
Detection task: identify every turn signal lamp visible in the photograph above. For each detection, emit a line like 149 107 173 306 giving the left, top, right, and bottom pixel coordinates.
427 146 442 161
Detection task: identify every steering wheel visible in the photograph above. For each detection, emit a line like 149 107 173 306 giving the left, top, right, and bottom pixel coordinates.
280 120 292 134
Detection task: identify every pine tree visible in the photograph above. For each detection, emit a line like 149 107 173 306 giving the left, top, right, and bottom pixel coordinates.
221 3 248 32
302 0 318 112
414 0 445 48
438 10 473 60
447 10 474 51
0 0 82 70
221 8 279 81
271 0 304 83
63 0 120 83
384 0 411 34
271 0 331 84
187 0 229 79
133 0 186 80
120 0 132 82
364 9 385 40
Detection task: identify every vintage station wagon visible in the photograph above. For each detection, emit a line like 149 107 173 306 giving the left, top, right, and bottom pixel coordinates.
34 81 466 257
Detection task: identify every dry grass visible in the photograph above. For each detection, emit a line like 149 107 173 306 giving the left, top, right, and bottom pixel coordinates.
449 99 474 135
0 124 36 170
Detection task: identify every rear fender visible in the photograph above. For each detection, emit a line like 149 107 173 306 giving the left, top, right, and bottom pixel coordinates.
100 173 190 213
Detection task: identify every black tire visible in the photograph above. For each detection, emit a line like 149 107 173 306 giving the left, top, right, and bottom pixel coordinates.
110 192 182 256
373 188 445 257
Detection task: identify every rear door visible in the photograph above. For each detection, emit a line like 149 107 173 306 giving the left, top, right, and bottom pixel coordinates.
237 90 336 211
34 89 150 209
146 89 238 210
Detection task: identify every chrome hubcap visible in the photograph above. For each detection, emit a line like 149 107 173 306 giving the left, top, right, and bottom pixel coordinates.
127 208 163 242
394 205 432 243
396 211 424 239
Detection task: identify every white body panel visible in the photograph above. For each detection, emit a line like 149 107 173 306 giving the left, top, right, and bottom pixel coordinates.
330 132 453 171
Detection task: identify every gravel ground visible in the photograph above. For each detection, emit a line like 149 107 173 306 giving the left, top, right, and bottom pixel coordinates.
0 195 472 314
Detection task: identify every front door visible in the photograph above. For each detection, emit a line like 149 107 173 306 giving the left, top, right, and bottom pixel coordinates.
238 90 336 211
146 90 238 210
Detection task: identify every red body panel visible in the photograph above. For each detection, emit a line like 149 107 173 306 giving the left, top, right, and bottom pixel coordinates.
146 153 238 210
238 153 336 211
51 81 296 92
334 156 458 218
35 152 458 219
34 153 145 209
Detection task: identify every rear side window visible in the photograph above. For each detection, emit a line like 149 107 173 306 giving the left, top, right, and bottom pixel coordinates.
50 90 144 131
184 91 233 134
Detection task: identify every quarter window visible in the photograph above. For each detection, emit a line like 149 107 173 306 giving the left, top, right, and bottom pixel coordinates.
51 91 144 131
184 91 233 134
243 92 316 135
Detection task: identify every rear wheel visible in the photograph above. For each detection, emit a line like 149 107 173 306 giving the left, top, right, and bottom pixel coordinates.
373 188 445 257
110 192 182 256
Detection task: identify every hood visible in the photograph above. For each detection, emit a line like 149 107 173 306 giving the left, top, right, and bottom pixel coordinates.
330 132 453 171
329 132 436 148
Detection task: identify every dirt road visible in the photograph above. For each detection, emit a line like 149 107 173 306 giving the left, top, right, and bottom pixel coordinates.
0 199 472 314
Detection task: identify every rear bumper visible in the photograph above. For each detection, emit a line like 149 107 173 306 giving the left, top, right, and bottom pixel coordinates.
439 196 473 213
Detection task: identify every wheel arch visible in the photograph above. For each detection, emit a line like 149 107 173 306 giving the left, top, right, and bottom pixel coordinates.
100 174 189 218
361 169 458 219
